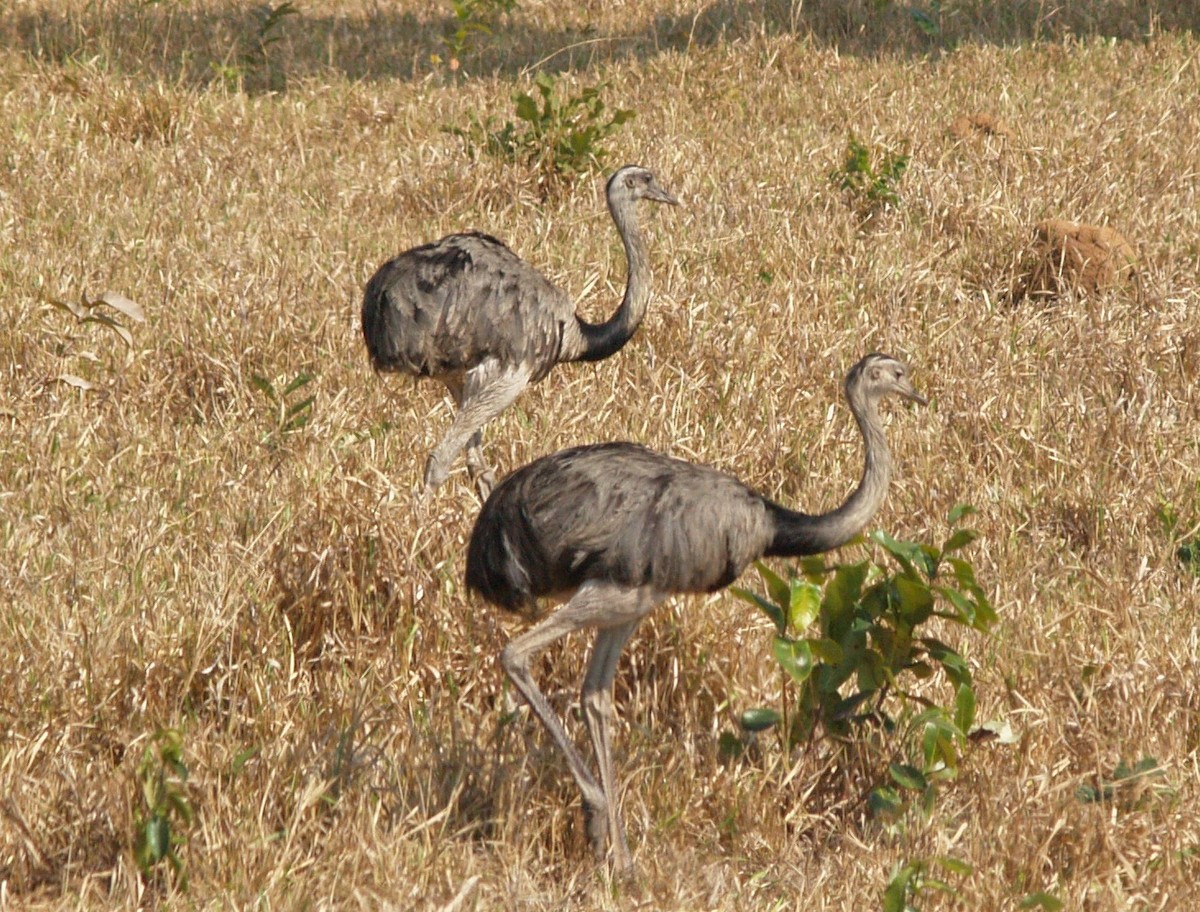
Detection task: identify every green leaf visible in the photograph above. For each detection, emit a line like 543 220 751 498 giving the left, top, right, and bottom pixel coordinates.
933 855 973 876
739 707 781 732
513 93 538 123
919 712 963 770
889 762 928 791
933 585 979 626
947 503 977 524
822 560 868 638
167 792 194 825
807 636 844 665
941 527 979 555
922 639 972 687
1019 892 1064 911
282 371 314 396
142 815 170 864
945 556 979 586
908 660 934 679
871 529 936 578
730 586 785 634
717 731 743 761
894 574 934 624
772 635 813 685
882 862 919 912
870 529 917 574
754 561 790 609
787 578 822 630
798 555 828 582
250 374 276 401
232 745 260 775
285 395 314 419
955 683 977 733
868 785 904 818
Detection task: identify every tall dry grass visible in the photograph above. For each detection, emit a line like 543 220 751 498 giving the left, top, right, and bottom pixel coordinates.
2 1 1199 909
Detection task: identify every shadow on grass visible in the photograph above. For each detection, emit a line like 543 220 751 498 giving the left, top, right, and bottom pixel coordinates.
2 0 1195 91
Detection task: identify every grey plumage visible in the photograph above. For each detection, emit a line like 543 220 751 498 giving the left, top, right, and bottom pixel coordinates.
465 352 926 877
361 166 678 502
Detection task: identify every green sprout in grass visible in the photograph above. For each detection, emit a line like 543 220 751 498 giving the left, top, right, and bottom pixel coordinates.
133 728 193 890
831 133 911 217
446 71 635 186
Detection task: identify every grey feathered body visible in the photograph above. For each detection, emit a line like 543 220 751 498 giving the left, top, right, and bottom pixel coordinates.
362 231 578 383
466 442 820 611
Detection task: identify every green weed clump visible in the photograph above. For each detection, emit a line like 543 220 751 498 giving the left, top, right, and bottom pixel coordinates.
730 506 995 827
435 0 519 72
447 71 635 186
133 728 193 890
831 133 911 217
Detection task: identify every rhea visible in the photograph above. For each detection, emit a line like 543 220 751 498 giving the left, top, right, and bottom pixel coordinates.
465 353 926 876
361 165 678 503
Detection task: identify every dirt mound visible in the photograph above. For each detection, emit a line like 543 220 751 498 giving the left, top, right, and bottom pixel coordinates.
949 112 1013 140
1014 218 1138 299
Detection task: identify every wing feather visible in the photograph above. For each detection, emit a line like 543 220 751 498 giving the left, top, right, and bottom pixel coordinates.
362 233 574 380
466 443 776 608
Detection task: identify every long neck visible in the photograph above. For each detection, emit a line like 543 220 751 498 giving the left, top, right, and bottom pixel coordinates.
764 391 892 557
568 193 651 363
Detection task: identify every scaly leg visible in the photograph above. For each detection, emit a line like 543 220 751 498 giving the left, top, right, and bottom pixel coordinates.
440 375 493 499
500 582 660 871
421 362 529 502
581 612 655 879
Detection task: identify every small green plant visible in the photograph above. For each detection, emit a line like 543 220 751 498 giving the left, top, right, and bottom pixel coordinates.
212 2 298 92
1076 756 1173 810
446 71 635 184
883 856 971 912
251 370 315 441
133 728 193 889
730 506 995 820
435 0 518 71
1155 499 1200 575
1019 892 1065 911
831 133 911 215
907 2 944 39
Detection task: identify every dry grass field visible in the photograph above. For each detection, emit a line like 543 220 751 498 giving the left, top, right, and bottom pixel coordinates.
3 1 1200 909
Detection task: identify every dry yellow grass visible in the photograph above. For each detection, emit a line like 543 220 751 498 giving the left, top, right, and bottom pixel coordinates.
2 1 1200 909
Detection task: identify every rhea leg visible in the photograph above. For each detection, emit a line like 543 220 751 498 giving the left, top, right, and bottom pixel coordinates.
421 361 529 502
580 613 655 878
440 374 492 499
500 582 659 871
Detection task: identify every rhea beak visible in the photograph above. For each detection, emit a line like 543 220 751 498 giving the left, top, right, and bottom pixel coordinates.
900 381 928 406
648 179 680 206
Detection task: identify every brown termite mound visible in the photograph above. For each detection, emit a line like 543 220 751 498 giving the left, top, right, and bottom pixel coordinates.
949 112 1013 141
1014 218 1138 301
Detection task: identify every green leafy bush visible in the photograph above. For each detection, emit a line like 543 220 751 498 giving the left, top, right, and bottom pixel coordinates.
133 728 193 889
251 370 316 442
1156 499 1200 576
883 856 972 912
436 0 519 70
447 72 635 184
730 506 995 821
212 2 299 93
831 133 911 216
